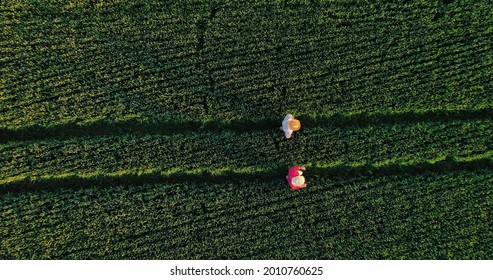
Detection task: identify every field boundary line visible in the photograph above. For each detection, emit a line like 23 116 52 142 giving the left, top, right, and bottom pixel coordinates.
1 156 492 194
1 107 492 144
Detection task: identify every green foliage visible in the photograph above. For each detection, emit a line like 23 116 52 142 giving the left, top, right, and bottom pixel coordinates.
1 0 492 259
1 119 492 185
1 170 492 259
1 0 492 127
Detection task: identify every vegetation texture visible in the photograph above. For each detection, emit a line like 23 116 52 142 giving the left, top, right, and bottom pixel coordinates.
1 0 492 259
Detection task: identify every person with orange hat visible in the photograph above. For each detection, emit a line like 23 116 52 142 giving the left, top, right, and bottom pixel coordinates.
280 113 301 138
286 165 307 190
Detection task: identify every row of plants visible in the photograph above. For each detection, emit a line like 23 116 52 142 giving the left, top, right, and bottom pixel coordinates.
1 119 491 187
1 0 491 128
1 168 492 259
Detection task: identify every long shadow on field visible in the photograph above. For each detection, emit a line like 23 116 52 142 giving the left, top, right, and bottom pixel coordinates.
1 158 492 194
1 108 492 143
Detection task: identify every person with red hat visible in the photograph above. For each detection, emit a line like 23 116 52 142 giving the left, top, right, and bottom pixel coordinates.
286 165 307 190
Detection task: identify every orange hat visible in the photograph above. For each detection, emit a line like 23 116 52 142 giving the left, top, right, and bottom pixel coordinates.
288 119 301 131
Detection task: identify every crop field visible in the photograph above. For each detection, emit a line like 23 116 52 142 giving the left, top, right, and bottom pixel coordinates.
1 0 492 259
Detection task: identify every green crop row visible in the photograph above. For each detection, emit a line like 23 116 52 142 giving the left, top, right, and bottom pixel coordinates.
1 119 492 186
0 0 209 128
1 0 492 128
1 168 492 259
203 0 493 120
1 107 492 143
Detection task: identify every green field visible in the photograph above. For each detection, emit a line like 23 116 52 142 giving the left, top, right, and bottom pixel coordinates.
1 0 492 259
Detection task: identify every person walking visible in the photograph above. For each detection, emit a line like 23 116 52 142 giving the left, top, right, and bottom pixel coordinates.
280 113 301 139
286 165 307 190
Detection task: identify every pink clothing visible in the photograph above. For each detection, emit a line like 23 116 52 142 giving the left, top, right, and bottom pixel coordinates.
288 165 301 177
286 165 303 190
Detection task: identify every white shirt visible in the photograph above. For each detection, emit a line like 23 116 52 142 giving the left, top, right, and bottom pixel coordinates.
282 114 294 138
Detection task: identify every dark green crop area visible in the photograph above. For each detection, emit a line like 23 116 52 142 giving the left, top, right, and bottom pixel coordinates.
2 170 493 259
1 0 492 259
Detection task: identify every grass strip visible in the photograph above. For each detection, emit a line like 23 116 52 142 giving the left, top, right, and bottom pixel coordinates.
1 156 492 193
1 107 492 143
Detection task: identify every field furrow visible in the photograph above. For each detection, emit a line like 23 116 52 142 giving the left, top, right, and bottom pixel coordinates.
1 169 492 259
1 119 492 188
